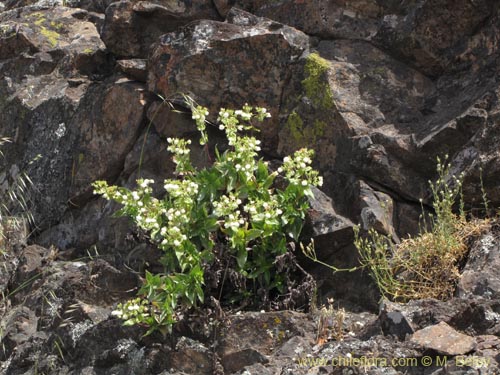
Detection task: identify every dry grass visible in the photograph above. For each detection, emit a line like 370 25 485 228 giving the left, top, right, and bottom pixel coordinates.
315 299 345 345
355 157 492 302
356 216 491 302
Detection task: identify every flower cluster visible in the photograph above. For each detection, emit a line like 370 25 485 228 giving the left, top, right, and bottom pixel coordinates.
213 193 246 230
192 105 210 145
278 148 323 188
111 298 150 326
167 138 192 173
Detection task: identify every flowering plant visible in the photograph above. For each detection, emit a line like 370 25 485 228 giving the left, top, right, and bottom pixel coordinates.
93 104 322 334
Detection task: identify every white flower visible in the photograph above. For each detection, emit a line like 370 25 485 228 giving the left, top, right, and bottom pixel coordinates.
111 310 123 316
219 125 225 130
301 180 308 186
283 157 290 163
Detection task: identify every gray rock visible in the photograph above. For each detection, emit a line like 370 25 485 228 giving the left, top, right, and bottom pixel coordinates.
458 228 500 299
379 300 415 340
101 0 220 58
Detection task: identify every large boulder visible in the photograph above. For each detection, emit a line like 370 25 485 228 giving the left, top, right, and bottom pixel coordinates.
373 0 500 77
100 0 220 57
148 8 309 154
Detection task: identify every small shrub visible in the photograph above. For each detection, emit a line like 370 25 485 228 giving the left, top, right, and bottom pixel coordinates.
94 104 322 334
355 157 488 301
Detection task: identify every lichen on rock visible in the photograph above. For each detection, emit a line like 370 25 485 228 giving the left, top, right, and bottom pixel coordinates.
301 52 333 110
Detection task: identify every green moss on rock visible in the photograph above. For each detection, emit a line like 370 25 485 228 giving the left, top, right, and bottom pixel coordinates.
286 111 304 142
286 112 327 144
301 53 333 110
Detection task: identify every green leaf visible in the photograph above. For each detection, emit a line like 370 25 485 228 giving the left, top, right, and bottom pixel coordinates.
246 229 263 241
236 248 248 269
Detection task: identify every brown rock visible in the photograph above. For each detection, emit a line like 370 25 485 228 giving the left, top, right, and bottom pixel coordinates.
101 0 220 57
358 181 398 241
304 186 355 253
373 0 500 77
218 310 315 372
410 321 476 356
116 59 147 82
216 0 385 39
148 9 309 154
169 337 217 374
69 78 148 202
0 7 112 77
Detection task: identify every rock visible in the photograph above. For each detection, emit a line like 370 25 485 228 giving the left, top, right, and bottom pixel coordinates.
358 181 398 241
100 0 220 58
0 218 28 299
216 0 385 39
410 321 476 356
218 311 315 372
373 0 500 77
148 9 309 154
222 347 268 373
301 186 380 309
458 228 500 299
36 126 173 255
378 300 415 340
68 77 148 202
116 59 147 82
319 334 422 373
15 244 52 284
0 7 113 76
274 335 313 358
304 186 355 253
169 337 218 374
277 51 345 171
0 306 38 361
0 6 117 228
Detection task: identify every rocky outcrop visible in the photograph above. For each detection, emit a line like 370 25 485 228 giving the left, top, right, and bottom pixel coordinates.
148 8 309 154
101 0 220 57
